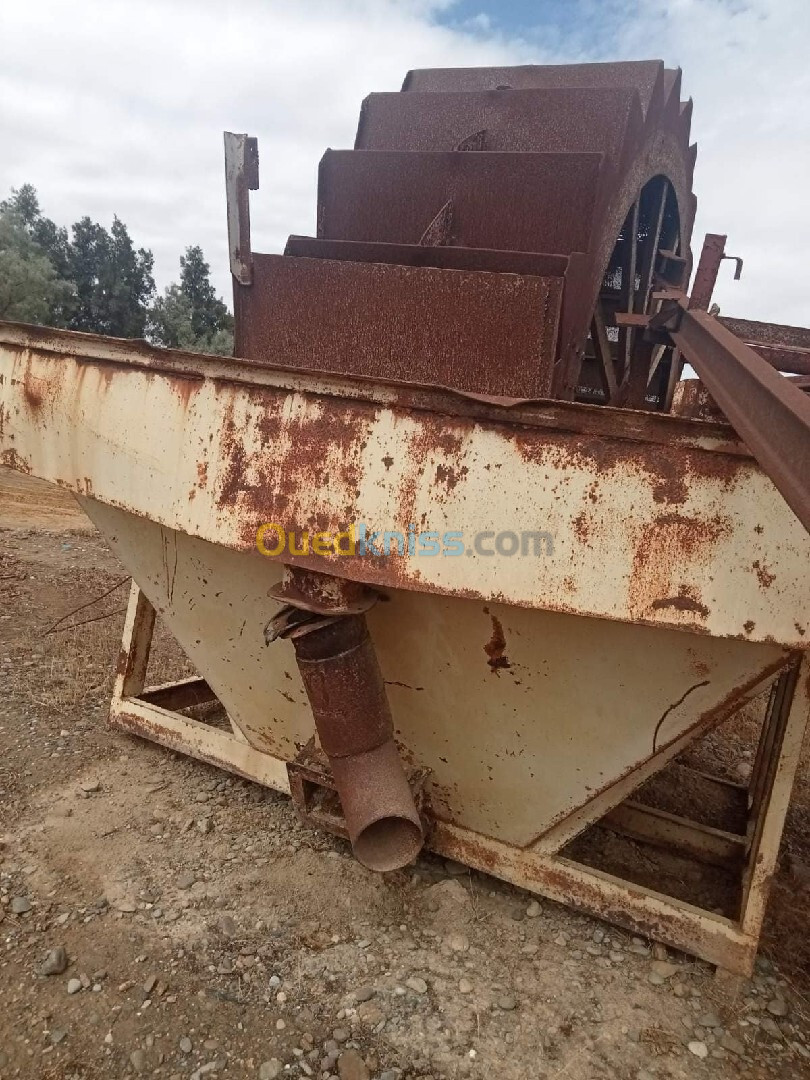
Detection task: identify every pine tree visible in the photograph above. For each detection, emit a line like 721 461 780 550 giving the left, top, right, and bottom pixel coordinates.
0 185 74 325
68 215 155 338
0 210 74 325
149 246 233 354
180 246 234 342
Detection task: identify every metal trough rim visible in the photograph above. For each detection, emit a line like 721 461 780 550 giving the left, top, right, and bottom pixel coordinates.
0 319 750 457
3 318 808 646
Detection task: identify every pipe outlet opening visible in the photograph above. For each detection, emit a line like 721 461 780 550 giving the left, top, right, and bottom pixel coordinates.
352 816 424 872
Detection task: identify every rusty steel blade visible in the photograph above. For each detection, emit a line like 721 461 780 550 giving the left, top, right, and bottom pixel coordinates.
235 254 563 398
356 86 643 166
317 150 603 256
284 235 570 277
402 59 666 119
719 316 810 351
719 317 810 374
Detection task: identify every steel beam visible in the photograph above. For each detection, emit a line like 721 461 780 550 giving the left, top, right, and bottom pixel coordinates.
224 132 259 286
672 308 810 534
688 233 726 311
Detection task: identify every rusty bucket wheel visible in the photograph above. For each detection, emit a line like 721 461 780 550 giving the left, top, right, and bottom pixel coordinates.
231 61 697 407
277 59 697 408
578 173 683 410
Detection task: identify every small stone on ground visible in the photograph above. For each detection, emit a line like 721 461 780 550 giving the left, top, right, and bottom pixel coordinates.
38 946 68 976
337 1049 370 1080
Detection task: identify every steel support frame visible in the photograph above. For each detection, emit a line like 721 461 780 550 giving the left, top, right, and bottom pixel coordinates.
110 583 810 976
110 582 290 790
671 307 810 534
224 132 259 286
602 800 746 871
688 233 728 312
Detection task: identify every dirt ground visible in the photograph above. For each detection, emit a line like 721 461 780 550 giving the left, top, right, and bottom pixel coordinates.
1 467 809 1080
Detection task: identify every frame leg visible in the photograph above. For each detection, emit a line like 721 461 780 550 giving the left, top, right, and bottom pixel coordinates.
113 581 156 701
739 656 810 939
109 581 287 787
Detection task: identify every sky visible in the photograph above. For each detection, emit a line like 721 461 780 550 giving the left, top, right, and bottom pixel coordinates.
1 0 807 325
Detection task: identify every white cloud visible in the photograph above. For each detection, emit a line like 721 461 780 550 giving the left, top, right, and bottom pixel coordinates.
585 0 810 323
0 0 527 300
0 0 807 326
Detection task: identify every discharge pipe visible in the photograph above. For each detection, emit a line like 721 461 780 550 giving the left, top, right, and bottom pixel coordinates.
293 615 424 871
271 569 423 872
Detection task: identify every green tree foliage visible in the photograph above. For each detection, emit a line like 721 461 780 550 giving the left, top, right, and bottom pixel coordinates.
1 184 72 276
68 215 155 338
149 246 233 354
0 210 75 325
148 285 198 350
0 185 231 350
181 246 233 342
0 184 75 325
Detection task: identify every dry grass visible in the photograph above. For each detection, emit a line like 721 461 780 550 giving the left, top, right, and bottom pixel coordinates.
18 583 196 714
145 616 198 686
30 619 124 711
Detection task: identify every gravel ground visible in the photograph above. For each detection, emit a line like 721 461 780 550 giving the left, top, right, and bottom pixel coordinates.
1 470 809 1080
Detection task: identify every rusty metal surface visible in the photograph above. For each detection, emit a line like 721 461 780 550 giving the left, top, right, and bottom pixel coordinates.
402 60 668 119
328 742 424 871
314 116 694 392
688 233 728 311
111 573 808 981
281 240 593 395
111 575 809 977
719 316 810 351
672 308 810 534
140 677 216 711
356 86 642 163
317 149 603 255
234 58 696 412
431 820 757 975
294 619 391 758
224 132 258 286
6 56 806 974
670 379 723 421
284 235 570 278
234 253 562 398
602 800 746 870
290 608 423 871
736 344 810 377
2 322 809 646
269 565 378 616
111 697 291 793
739 657 810 935
286 744 429 843
94 507 793 849
719 317 810 376
0 318 757 437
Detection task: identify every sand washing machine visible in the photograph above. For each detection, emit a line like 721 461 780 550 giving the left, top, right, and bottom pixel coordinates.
1 61 809 974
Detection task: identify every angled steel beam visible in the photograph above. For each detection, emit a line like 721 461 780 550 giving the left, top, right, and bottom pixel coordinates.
672 308 810 533
718 317 810 376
